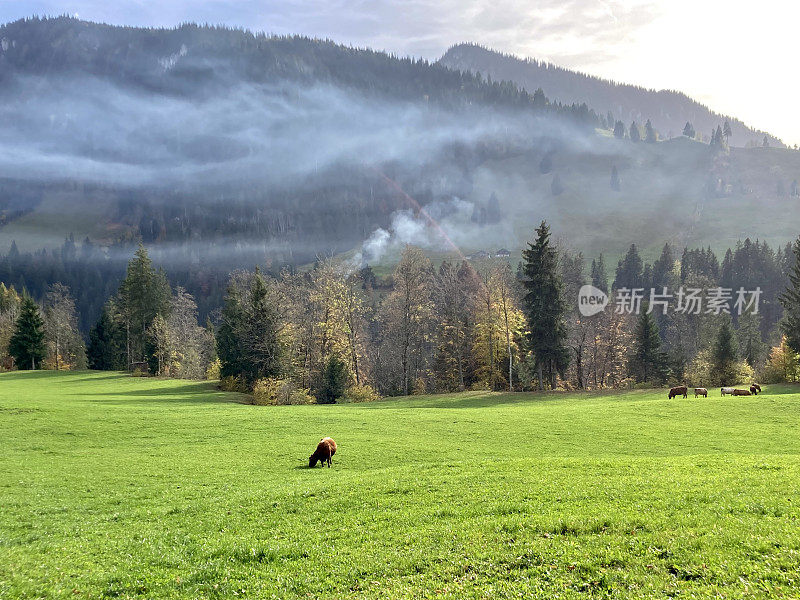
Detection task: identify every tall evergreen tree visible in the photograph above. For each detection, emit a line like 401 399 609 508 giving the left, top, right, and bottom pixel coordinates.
645 119 657 143
87 305 124 370
613 120 626 139
319 352 348 403
242 269 284 384
628 305 669 384
629 121 641 142
521 221 569 390
8 296 46 370
683 122 695 138
217 282 247 380
738 312 765 368
532 87 547 108
117 244 171 369
780 236 800 354
712 318 738 384
591 254 609 294
651 243 674 289
613 244 644 289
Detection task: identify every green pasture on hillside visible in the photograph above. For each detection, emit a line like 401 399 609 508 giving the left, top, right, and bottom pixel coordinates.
1 371 799 598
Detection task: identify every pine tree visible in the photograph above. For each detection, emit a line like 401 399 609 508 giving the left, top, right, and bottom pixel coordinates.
591 254 609 293
613 120 626 139
87 305 124 370
117 244 171 369
780 236 800 354
712 318 738 385
723 120 732 142
651 243 674 289
319 352 348 403
217 283 246 380
711 125 728 151
9 296 46 370
521 221 569 390
242 269 284 384
532 87 547 108
628 306 669 384
629 121 641 142
738 312 765 367
683 122 695 138
645 119 657 143
613 244 644 289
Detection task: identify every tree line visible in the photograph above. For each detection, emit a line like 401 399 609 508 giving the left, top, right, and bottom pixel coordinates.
2 228 800 399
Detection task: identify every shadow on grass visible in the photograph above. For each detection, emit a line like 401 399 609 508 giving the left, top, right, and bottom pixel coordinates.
0 370 132 385
84 383 214 397
81 382 250 404
358 387 668 410
0 370 97 381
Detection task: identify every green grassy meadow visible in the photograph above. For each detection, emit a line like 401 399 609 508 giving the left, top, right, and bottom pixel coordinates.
1 371 800 599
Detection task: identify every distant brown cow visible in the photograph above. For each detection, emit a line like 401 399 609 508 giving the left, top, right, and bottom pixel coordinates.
694 388 708 398
751 383 762 394
309 437 337 468
749 385 759 395
733 389 752 396
668 386 688 399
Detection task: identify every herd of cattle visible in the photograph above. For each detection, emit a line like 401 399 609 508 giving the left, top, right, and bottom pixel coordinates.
668 384 762 399
310 383 766 468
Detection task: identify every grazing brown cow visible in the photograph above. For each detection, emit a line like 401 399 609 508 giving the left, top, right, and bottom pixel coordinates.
749 385 759 395
668 386 688 399
732 389 752 396
752 383 762 393
309 437 337 468
694 387 708 398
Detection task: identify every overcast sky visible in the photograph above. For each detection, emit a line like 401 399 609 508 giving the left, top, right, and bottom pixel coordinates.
2 0 797 145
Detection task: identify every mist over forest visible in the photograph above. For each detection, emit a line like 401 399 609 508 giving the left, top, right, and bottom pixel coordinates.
1 15 800 328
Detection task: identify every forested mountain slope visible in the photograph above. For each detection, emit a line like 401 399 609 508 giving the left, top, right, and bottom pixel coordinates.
0 17 798 289
439 43 782 148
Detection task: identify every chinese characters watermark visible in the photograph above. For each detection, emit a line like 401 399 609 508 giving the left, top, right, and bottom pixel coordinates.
578 285 762 317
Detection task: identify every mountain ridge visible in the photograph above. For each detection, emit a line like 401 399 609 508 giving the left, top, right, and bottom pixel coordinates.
439 42 782 148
